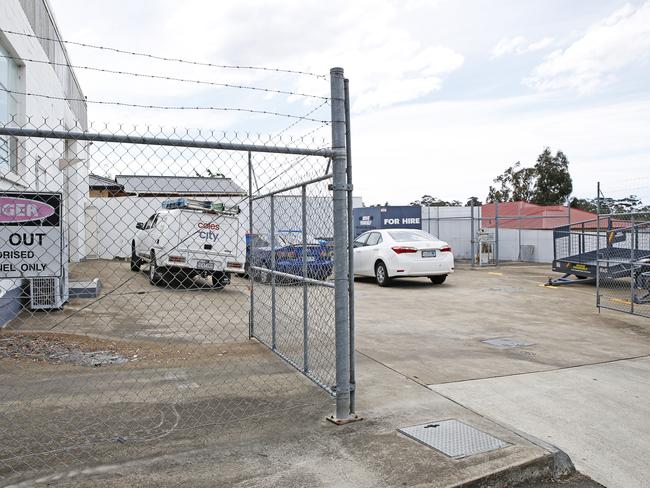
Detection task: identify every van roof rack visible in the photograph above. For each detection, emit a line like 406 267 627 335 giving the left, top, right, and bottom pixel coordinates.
161 198 240 215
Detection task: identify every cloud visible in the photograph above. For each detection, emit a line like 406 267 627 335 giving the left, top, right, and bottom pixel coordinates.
353 95 650 204
51 0 463 124
490 36 554 59
525 1 650 94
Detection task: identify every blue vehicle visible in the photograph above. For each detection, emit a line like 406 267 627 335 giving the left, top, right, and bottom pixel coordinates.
248 230 333 282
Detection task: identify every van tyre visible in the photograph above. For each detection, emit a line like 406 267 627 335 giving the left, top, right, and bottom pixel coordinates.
212 271 229 289
130 243 142 272
429 275 447 285
148 252 160 285
375 261 390 287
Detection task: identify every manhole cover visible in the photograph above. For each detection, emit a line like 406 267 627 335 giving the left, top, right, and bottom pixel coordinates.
398 419 509 459
481 337 535 348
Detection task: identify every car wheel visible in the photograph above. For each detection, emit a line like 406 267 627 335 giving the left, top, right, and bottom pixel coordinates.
148 251 160 285
429 275 447 285
130 243 142 272
375 261 390 287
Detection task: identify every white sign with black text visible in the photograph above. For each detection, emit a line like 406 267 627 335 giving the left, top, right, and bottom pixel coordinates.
0 192 63 278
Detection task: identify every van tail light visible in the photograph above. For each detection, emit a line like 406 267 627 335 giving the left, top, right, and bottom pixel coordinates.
440 246 452 253
391 246 418 254
168 255 185 263
227 261 242 269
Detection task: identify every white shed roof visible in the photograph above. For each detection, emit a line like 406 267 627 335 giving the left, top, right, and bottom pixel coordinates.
115 175 246 195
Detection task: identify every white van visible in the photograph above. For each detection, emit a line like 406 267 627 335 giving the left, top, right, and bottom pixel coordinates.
131 201 245 288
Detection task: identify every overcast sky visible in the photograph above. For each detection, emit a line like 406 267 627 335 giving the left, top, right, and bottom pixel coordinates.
49 0 650 205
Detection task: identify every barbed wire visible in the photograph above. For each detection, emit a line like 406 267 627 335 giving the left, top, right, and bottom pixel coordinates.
275 100 331 137
3 29 328 80
0 54 328 101
0 87 330 123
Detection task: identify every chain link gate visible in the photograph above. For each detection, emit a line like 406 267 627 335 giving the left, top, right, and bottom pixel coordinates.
596 211 650 318
0 68 355 483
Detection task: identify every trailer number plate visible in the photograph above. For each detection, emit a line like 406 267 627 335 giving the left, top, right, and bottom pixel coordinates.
196 260 214 270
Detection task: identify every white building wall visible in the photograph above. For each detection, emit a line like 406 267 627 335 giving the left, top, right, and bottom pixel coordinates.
421 206 479 260
1 0 87 326
420 206 556 263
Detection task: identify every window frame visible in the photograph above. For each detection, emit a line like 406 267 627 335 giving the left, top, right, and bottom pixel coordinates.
0 42 21 177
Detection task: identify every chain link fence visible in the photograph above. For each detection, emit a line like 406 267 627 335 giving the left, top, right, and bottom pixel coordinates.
0 69 355 483
596 181 650 318
420 204 577 265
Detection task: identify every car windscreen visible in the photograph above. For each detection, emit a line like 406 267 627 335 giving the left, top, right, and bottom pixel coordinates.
388 230 438 242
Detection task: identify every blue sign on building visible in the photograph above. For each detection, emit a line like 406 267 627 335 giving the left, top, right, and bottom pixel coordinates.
353 206 422 237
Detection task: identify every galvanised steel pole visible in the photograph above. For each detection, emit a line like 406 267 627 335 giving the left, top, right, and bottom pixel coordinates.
631 212 635 314
248 151 254 339
470 202 475 266
495 201 500 266
330 67 352 421
344 77 356 414
302 184 309 373
596 182 601 311
271 194 276 350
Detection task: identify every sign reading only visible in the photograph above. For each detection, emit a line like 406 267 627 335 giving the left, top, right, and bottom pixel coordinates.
0 192 63 278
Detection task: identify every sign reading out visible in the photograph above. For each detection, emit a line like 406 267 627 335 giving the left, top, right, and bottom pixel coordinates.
0 192 63 278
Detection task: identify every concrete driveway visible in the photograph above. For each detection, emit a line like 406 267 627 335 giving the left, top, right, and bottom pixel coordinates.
354 263 650 488
431 357 650 488
2 260 640 486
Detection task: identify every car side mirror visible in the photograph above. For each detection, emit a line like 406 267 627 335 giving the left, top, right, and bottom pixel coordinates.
354 241 363 248
136 222 145 230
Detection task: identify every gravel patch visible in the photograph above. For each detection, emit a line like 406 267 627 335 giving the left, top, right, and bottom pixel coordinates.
0 333 131 366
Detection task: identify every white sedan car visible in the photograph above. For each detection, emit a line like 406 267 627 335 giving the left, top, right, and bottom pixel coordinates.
353 229 454 286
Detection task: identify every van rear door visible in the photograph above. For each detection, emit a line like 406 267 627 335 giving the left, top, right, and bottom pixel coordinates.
177 211 241 271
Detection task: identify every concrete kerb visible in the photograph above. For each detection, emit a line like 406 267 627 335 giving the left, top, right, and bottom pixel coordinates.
451 434 575 488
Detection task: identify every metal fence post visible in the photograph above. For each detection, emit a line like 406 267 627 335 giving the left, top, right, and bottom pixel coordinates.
248 151 254 340
517 204 522 261
330 67 354 422
302 184 309 372
344 77 356 414
270 193 276 350
470 202 475 266
631 212 635 314
596 182 601 311
495 201 500 266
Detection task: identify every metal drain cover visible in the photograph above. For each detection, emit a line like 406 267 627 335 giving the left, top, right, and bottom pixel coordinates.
398 419 509 459
481 337 535 348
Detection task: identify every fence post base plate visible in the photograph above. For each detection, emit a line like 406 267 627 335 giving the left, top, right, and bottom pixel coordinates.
326 414 364 426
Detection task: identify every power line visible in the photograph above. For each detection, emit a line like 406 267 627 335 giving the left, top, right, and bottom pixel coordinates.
0 88 330 123
0 54 328 101
3 29 328 80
